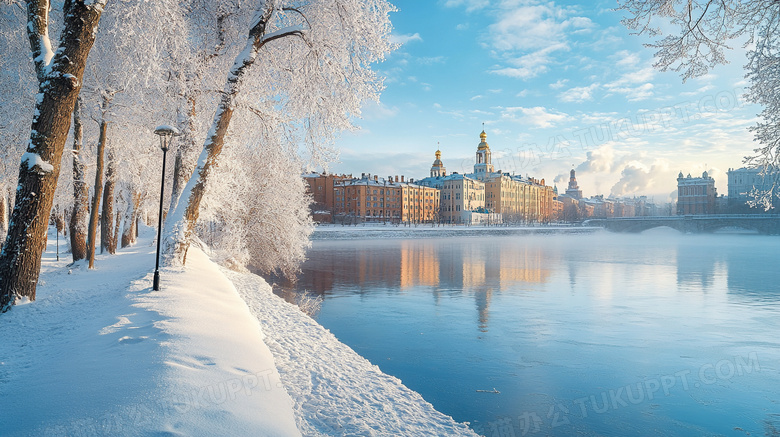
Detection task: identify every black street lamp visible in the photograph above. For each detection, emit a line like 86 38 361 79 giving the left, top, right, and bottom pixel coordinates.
153 125 180 291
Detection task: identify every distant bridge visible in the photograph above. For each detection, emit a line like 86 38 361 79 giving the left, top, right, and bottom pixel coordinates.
584 215 780 235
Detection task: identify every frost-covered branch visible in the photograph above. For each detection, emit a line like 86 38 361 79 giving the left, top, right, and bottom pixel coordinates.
25 0 54 81
619 0 780 210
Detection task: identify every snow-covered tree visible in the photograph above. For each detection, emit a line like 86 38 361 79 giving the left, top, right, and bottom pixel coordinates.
77 0 184 266
199 110 314 276
0 0 107 311
68 97 89 261
165 0 396 264
0 1 36 243
618 0 780 208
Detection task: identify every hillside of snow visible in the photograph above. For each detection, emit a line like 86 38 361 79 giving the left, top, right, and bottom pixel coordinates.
0 227 476 436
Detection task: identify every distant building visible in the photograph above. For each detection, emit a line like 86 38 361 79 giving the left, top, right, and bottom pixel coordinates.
437 173 487 224
430 149 446 178
727 166 779 212
565 169 583 200
466 130 556 223
303 172 353 222
472 130 494 180
677 171 717 215
333 174 439 224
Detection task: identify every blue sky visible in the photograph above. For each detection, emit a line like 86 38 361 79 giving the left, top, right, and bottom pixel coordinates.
330 0 759 202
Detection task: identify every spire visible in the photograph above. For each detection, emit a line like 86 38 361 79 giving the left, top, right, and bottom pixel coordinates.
430 146 446 177
478 128 488 150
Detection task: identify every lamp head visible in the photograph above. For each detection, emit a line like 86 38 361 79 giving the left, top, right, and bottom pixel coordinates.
154 125 181 152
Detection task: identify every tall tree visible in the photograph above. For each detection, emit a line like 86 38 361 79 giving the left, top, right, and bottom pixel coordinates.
0 0 107 311
86 103 107 269
69 97 89 261
618 0 780 208
164 0 395 264
100 147 116 254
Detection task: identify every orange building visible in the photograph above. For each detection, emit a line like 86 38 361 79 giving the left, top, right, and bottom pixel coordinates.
333 174 439 224
303 172 353 222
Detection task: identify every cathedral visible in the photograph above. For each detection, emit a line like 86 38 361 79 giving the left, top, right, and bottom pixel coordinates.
420 129 558 224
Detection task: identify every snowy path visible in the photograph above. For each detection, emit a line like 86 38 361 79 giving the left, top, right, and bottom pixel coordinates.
225 269 478 437
0 228 299 436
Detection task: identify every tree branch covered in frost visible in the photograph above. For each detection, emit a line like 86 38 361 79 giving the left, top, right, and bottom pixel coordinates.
165 0 396 264
744 7 780 209
618 0 780 209
198 119 314 276
26 0 54 81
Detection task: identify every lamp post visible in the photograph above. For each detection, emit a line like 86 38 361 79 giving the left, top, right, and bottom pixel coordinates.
153 125 180 291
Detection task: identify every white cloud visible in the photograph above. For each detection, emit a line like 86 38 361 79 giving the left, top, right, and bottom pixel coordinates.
390 33 423 45
491 43 568 79
575 144 628 174
360 101 399 120
559 83 599 102
611 83 654 101
501 106 570 128
550 79 569 90
444 0 490 12
604 67 657 101
488 4 591 52
612 50 641 68
484 3 592 80
418 56 447 65
609 159 676 198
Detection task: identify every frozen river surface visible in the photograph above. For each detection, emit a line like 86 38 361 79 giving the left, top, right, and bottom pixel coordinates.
281 229 780 436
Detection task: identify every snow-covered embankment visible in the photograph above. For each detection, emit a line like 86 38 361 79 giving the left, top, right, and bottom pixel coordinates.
0 228 476 436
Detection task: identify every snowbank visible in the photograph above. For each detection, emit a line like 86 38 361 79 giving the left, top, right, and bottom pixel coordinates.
0 228 299 437
225 269 478 436
0 227 476 436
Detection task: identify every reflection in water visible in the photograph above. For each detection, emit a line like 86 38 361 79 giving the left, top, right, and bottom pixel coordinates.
286 238 554 332
675 241 720 290
278 233 780 436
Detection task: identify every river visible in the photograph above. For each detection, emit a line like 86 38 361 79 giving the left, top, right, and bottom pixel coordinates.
278 228 780 436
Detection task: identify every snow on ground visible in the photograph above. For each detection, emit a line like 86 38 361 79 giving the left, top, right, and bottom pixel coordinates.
0 226 477 436
225 269 478 437
0 226 298 437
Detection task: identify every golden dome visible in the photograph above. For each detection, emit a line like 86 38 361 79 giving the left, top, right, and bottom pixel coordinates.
432 149 443 167
477 130 489 150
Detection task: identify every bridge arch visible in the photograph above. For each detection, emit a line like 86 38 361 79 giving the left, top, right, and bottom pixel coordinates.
584 215 780 235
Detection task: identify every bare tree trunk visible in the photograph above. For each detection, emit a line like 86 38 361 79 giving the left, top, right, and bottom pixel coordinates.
166 2 303 265
121 190 140 248
113 204 121 250
0 191 7 242
87 119 107 269
0 1 105 311
100 148 116 254
69 97 89 262
169 94 197 213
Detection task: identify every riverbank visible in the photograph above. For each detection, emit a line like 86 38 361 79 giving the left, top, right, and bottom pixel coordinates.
0 227 475 436
312 222 601 240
